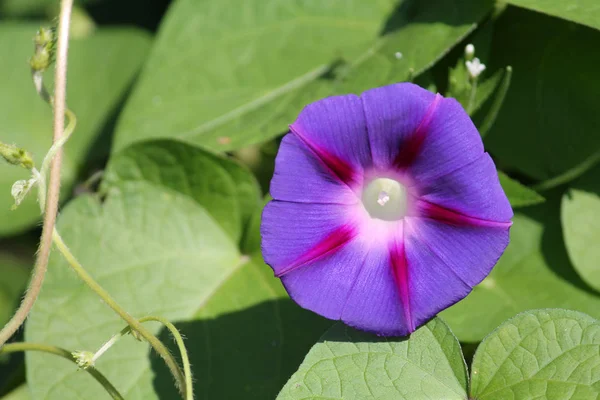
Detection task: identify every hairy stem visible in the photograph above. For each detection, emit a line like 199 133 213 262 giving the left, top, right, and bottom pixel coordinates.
137 316 194 400
51 228 187 395
93 317 195 400
0 343 124 400
0 0 74 348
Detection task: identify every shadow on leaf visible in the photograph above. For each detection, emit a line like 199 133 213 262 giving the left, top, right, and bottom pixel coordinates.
151 299 332 400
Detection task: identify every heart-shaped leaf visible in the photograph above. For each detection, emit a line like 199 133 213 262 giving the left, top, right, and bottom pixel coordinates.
26 142 330 399
277 319 468 400
471 309 600 399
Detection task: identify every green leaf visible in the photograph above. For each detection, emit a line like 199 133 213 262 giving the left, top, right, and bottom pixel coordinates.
561 164 600 292
498 171 545 208
112 0 397 153
277 318 467 400
470 309 600 399
335 0 494 95
27 143 330 399
104 140 261 244
26 183 241 399
441 192 600 342
505 0 600 31
484 8 600 181
0 23 151 237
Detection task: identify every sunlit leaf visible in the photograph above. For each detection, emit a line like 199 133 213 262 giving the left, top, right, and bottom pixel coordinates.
471 309 600 399
278 319 467 400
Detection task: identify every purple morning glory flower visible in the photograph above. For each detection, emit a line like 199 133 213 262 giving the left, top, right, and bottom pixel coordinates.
261 83 513 336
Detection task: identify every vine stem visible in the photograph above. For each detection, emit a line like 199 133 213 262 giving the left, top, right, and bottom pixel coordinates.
138 316 194 399
0 343 124 400
93 316 194 400
467 78 478 115
0 0 74 348
51 229 188 396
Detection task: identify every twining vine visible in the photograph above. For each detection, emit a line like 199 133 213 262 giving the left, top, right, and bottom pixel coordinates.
0 1 194 398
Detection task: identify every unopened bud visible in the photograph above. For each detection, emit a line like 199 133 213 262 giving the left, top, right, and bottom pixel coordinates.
465 44 475 60
0 142 34 170
30 27 56 73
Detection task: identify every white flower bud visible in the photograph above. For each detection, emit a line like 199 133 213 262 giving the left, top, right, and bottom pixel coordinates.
465 43 475 60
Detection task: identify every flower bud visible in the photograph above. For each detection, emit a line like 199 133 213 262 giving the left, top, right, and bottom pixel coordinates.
465 43 475 60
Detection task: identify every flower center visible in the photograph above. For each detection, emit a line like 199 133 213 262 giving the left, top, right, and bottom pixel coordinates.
361 177 408 221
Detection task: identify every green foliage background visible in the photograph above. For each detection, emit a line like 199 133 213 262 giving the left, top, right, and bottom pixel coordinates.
0 0 599 399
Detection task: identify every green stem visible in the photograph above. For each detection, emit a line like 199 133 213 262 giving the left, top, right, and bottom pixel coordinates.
0 0 74 348
467 78 478 115
51 228 187 396
0 343 124 400
138 316 194 400
532 149 600 191
90 317 194 399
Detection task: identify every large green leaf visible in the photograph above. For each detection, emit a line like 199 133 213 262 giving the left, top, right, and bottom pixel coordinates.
112 0 397 153
561 164 600 292
505 0 600 31
27 142 330 399
484 7 600 181
336 0 494 95
26 183 240 399
441 192 600 342
103 140 261 244
0 23 151 237
277 319 467 400
470 309 600 399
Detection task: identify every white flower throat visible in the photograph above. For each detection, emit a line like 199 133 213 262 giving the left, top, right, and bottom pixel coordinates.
362 177 408 221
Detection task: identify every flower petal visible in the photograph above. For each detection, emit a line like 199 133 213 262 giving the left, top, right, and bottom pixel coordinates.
361 83 438 170
362 83 484 183
269 134 358 204
290 94 371 187
261 201 357 278
280 238 367 321
416 153 513 222
341 234 411 336
407 96 484 183
403 217 510 328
